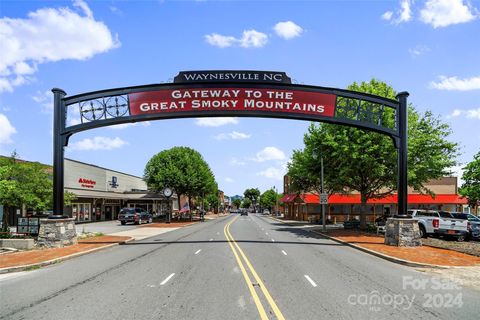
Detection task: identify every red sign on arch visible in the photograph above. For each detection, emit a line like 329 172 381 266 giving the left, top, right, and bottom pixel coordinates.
128 88 336 118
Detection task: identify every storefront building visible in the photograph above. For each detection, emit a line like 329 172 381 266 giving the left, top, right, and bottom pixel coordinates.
64 159 177 223
281 176 470 223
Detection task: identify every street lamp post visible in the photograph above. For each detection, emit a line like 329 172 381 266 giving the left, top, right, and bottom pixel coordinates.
313 148 326 232
320 156 326 232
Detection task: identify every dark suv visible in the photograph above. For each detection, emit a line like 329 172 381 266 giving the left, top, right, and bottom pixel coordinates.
450 212 480 240
118 208 153 225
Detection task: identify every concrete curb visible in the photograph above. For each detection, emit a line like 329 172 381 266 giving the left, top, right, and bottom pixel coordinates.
0 237 134 274
268 217 453 269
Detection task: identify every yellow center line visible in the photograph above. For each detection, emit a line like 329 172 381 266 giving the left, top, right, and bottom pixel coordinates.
224 217 269 320
226 217 286 320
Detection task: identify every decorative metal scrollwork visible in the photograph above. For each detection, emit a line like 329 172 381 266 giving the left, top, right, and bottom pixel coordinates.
74 95 130 125
105 96 129 117
335 96 396 131
80 99 105 122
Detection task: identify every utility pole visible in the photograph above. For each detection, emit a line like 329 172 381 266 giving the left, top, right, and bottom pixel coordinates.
321 156 326 232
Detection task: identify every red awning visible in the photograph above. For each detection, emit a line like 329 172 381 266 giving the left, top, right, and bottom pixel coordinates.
283 193 468 205
280 194 297 203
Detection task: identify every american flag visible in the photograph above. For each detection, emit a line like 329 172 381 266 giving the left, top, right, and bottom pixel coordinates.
179 202 190 213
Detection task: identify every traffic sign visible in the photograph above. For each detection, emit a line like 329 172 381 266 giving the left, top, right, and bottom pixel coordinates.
320 193 328 205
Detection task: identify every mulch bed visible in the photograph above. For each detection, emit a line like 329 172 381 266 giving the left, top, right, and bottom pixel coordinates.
319 230 480 267
0 235 130 269
421 237 480 257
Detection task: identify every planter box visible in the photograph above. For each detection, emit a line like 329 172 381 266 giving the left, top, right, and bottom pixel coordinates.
0 238 34 250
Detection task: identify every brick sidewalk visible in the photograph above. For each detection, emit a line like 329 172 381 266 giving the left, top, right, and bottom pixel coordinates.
0 235 130 270
323 230 480 267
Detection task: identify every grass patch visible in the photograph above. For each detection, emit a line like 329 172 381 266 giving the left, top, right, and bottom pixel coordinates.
24 265 41 271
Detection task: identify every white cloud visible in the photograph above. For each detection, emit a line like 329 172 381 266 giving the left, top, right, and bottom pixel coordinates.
398 0 412 23
0 113 16 144
448 108 480 119
239 30 268 48
420 0 477 28
204 33 237 48
381 11 394 21
257 167 284 180
69 136 127 151
225 177 234 183
273 21 303 40
109 6 123 16
32 90 53 113
204 29 267 48
430 75 480 91
195 117 239 127
252 146 286 162
408 45 430 57
230 157 246 166
383 0 412 24
0 0 120 93
214 131 251 140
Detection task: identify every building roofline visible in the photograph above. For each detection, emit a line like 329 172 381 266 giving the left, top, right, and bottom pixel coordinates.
65 158 143 179
0 155 144 180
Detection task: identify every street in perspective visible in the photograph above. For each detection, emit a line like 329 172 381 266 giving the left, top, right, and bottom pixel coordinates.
1 1 480 320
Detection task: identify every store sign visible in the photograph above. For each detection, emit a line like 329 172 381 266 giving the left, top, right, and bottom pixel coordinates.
78 178 96 188
174 70 291 84
129 88 336 118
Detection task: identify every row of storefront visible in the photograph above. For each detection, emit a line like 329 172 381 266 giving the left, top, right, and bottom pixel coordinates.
63 159 179 223
280 176 471 222
3 158 179 226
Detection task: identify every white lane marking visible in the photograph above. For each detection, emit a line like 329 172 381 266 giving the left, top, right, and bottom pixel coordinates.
282 250 287 256
209 238 213 241
160 273 175 285
304 275 317 287
195 249 201 255
216 232 220 235
271 239 275 242
265 232 269 235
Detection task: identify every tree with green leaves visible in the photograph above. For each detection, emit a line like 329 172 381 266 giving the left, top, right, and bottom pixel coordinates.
244 188 260 210
241 198 252 209
205 193 220 212
259 188 281 211
0 152 76 232
144 147 217 220
287 79 459 228
459 151 480 209
232 198 242 209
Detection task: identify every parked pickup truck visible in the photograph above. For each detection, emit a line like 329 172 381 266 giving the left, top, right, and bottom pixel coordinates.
408 209 468 241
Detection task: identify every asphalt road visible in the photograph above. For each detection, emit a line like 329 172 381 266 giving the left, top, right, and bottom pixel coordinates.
1 214 479 320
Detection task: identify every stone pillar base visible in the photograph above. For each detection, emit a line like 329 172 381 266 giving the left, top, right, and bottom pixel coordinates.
37 218 77 248
384 218 422 247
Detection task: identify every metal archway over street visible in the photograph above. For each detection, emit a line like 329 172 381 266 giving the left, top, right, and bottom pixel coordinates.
52 70 409 218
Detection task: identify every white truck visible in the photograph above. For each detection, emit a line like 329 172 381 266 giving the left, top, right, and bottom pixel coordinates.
408 209 469 241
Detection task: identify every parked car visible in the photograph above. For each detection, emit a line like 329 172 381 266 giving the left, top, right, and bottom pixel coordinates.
450 212 480 240
118 208 153 225
408 209 468 241
262 209 270 215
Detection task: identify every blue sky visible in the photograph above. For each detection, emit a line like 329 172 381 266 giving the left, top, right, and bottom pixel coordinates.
0 0 479 197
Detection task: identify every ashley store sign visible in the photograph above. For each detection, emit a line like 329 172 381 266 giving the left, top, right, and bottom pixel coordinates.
129 88 336 118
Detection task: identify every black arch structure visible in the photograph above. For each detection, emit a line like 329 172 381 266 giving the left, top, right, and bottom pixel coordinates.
52 73 409 218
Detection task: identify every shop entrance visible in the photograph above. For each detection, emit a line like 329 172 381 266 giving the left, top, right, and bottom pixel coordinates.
51 70 409 217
